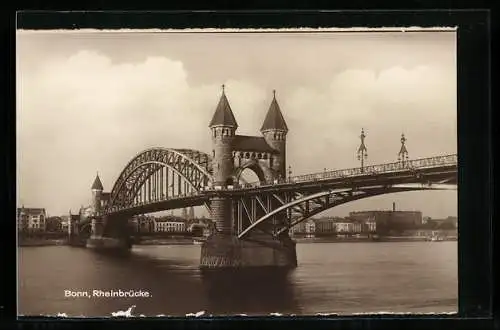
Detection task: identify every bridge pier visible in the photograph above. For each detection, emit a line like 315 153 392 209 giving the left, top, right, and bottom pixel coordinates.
200 197 297 269
200 233 297 269
86 236 131 251
86 216 132 252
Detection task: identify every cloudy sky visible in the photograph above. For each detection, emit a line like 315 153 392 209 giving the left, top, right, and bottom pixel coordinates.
16 29 457 218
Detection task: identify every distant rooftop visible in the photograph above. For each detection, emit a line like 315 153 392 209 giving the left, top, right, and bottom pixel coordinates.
153 218 186 223
350 210 422 214
17 207 45 215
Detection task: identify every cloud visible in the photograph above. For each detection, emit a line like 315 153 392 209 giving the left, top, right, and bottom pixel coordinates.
17 50 271 213
283 65 456 172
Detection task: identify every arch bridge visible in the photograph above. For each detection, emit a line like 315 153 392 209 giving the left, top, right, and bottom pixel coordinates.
80 152 456 243
76 86 457 269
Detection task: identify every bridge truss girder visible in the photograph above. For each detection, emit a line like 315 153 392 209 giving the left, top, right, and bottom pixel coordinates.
236 183 457 240
105 148 213 214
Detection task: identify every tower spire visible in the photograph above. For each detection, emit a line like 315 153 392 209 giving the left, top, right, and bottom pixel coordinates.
209 84 238 128
91 172 103 190
261 89 288 132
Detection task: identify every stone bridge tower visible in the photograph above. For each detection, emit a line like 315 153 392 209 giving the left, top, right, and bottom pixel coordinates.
87 173 131 251
201 85 297 269
261 90 288 181
91 173 103 216
210 85 238 186
209 85 238 234
90 173 104 238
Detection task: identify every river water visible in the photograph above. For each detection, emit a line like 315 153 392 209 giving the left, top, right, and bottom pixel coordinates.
18 241 457 317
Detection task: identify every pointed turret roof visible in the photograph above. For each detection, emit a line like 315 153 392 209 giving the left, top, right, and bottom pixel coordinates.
261 90 288 132
209 85 238 128
91 173 103 190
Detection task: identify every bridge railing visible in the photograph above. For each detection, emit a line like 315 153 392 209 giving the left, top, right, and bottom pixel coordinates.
103 154 457 213
241 154 457 189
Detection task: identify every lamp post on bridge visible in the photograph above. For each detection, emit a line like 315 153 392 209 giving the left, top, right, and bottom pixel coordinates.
398 133 409 168
288 165 292 183
357 128 368 173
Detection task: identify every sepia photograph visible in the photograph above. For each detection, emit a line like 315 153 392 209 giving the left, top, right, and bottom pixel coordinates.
17 27 458 317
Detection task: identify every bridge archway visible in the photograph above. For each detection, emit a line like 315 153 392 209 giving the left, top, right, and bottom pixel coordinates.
237 184 457 239
233 160 273 185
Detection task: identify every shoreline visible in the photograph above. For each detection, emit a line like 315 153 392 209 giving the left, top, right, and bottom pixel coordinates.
293 237 457 243
136 240 195 245
134 237 201 245
18 239 68 247
18 236 457 247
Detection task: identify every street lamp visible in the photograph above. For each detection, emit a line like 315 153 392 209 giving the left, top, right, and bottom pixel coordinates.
288 165 292 182
398 133 409 167
357 128 368 172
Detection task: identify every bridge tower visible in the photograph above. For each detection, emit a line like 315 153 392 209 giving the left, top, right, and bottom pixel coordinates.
91 172 103 215
209 84 238 234
261 90 288 180
86 173 130 251
90 173 104 238
200 86 297 270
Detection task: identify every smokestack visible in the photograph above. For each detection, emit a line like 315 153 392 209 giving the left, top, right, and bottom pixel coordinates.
392 202 396 212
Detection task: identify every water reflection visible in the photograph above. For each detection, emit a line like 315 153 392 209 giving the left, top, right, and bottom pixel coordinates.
18 242 457 317
79 249 209 316
200 268 301 315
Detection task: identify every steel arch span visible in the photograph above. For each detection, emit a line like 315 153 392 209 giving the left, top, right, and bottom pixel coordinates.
105 148 213 213
237 183 457 239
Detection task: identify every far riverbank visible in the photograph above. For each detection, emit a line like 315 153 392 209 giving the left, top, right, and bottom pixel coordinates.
18 238 68 247
18 235 457 247
135 237 198 245
293 236 457 243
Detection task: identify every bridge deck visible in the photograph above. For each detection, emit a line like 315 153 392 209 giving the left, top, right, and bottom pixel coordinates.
102 154 457 217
